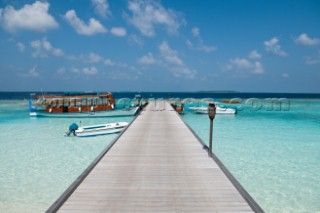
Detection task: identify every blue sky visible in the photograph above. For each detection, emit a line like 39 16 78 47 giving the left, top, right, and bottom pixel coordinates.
0 0 319 92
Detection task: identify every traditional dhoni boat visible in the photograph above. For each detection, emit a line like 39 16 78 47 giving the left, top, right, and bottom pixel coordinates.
29 92 139 117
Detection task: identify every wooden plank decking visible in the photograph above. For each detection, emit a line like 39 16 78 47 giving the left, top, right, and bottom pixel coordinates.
53 101 260 213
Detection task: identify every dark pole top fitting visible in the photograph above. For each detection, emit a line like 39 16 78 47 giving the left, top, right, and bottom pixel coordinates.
208 102 216 120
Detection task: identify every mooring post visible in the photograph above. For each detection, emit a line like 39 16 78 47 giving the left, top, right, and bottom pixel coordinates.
135 94 141 112
208 102 216 157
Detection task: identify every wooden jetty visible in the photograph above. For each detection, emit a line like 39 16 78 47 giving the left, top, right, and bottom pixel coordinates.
48 101 263 213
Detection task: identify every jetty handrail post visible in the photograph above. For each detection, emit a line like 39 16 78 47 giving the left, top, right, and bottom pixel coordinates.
208 103 216 157
135 94 141 112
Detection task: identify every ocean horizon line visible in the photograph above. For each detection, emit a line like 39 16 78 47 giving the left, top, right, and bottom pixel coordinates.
1 90 320 94
1 91 320 100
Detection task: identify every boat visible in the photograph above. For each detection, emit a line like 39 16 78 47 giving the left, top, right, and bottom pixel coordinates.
189 106 236 114
66 122 129 137
29 92 139 117
30 107 139 118
170 102 184 114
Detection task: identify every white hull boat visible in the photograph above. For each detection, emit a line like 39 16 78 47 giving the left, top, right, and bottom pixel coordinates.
66 122 129 137
30 107 139 118
189 106 236 114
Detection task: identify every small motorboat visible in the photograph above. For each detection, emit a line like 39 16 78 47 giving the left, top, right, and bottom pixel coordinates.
189 106 236 114
65 122 129 137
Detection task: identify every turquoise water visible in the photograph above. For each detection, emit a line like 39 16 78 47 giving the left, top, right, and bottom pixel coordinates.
0 100 133 213
0 98 320 212
182 99 320 213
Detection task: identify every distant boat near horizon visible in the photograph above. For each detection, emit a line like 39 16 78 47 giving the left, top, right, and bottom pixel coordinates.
188 106 237 114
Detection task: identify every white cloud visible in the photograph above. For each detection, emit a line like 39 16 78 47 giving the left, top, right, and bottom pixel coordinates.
28 66 40 77
306 57 320 65
53 49 63 57
198 45 215 53
293 34 320 65
227 58 264 74
85 52 103 63
138 52 156 65
282 73 289 78
264 37 287 57
104 58 115 66
128 34 144 46
56 67 66 75
0 1 58 33
70 67 80 73
159 41 183 66
64 10 107 36
305 52 320 65
92 0 111 18
105 58 115 66
186 39 193 48
187 27 216 53
59 66 98 77
111 27 127 37
121 63 137 70
82 66 98 75
159 41 196 78
191 27 200 37
295 33 320 46
249 50 262 59
127 0 182 37
18 65 40 78
30 38 63 58
109 72 133 80
55 67 69 80
79 52 116 66
17 42 25 53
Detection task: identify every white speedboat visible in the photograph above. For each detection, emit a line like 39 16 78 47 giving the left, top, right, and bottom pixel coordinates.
189 106 236 114
66 122 129 137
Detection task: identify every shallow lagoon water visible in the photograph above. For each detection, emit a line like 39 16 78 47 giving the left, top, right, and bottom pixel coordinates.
0 100 133 212
0 98 320 213
182 99 320 213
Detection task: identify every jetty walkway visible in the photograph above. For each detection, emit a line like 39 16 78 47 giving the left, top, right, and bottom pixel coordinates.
49 101 262 212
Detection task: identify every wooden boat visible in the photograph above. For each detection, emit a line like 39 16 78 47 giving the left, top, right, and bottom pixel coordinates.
29 92 138 117
30 107 139 118
66 122 129 137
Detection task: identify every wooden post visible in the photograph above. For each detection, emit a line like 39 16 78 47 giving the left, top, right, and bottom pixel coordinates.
208 103 216 157
209 118 213 157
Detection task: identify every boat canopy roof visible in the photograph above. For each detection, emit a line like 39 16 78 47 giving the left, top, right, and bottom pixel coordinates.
32 92 112 100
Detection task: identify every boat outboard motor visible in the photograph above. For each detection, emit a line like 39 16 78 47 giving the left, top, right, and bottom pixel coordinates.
66 123 79 136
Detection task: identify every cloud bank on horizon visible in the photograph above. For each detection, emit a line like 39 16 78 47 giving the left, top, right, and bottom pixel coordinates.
0 0 319 92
